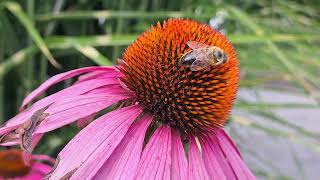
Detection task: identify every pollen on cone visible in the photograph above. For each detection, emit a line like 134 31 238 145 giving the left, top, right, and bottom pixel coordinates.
119 19 239 133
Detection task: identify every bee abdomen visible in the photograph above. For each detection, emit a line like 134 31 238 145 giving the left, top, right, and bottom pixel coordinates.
180 51 197 65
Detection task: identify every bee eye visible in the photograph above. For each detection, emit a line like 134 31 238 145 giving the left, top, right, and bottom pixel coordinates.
214 51 223 60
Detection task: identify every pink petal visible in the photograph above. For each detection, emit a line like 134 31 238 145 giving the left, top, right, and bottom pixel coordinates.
76 70 123 84
31 162 52 174
0 78 121 134
134 125 172 180
45 105 143 180
217 128 242 156
171 129 188 180
85 85 134 96
216 129 256 180
93 113 153 180
35 93 130 133
200 135 228 180
21 66 119 109
32 154 55 164
188 136 210 180
29 78 122 112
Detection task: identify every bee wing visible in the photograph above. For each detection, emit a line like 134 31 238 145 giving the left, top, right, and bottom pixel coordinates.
190 58 211 71
187 41 210 50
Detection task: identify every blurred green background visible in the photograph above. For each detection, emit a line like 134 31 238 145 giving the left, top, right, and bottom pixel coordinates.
0 0 319 179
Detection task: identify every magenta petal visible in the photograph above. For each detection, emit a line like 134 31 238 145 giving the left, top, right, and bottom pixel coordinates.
171 130 188 180
29 78 121 112
21 66 119 109
200 136 228 180
32 154 55 164
134 125 172 180
93 113 153 180
46 105 143 180
35 93 129 133
0 79 121 135
188 136 210 180
76 70 123 83
31 162 52 174
216 129 256 180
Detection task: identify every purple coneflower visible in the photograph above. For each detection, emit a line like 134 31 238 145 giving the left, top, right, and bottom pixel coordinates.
0 19 255 179
0 149 54 180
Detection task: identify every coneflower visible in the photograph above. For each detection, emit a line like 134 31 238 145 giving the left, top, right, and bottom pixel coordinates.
0 149 54 179
0 19 255 179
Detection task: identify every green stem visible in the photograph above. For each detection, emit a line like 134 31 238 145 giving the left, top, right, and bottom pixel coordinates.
0 77 3 123
36 10 213 21
112 0 126 61
26 0 35 93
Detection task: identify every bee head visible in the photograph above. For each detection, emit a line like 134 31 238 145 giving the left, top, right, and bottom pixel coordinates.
213 49 228 65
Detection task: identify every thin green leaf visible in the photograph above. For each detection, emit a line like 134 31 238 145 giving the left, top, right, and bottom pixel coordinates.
36 10 212 21
3 2 61 68
75 45 113 66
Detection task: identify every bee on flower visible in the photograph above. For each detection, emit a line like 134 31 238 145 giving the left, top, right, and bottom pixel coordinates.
180 41 228 71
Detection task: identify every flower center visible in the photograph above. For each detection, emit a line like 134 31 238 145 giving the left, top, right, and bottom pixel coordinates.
0 149 31 178
119 19 239 134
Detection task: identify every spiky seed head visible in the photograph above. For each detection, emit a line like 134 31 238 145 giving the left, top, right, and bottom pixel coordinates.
119 19 239 134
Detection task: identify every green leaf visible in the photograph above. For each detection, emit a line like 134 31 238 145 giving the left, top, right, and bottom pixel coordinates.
36 10 212 21
2 2 61 68
75 45 113 66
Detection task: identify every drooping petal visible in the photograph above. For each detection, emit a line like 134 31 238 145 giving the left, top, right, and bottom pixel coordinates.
76 70 124 84
93 113 153 180
30 162 52 175
0 78 122 135
188 136 210 180
216 128 256 180
35 93 130 133
32 154 55 164
134 125 172 180
200 135 228 180
21 66 120 109
45 105 143 180
171 129 188 180
28 78 121 112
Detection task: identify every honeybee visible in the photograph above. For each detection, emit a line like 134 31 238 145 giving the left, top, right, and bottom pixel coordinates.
180 41 228 71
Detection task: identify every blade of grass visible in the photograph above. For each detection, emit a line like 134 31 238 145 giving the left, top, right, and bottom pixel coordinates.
36 10 213 21
0 34 135 77
0 78 3 123
112 0 127 61
236 101 320 109
75 45 113 66
2 2 61 68
0 47 37 78
1 32 319 78
230 33 320 44
232 115 320 152
227 6 320 103
251 109 320 140
26 0 35 94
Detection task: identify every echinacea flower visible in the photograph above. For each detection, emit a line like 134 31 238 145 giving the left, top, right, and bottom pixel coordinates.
0 149 54 180
0 19 255 179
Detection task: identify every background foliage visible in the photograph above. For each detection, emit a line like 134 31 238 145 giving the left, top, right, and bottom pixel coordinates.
0 0 319 179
